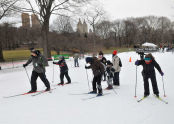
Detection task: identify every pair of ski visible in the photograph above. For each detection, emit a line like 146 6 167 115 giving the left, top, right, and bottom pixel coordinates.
3 88 55 98
137 96 168 104
70 92 111 101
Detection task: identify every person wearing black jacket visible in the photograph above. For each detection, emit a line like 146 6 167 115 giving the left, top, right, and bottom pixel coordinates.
23 50 50 93
53 56 71 85
135 53 164 97
98 51 107 81
85 57 105 96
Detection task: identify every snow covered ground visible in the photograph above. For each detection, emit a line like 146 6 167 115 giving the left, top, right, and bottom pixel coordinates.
0 51 174 124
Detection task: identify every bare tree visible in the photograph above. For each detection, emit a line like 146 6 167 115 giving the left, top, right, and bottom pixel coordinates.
85 5 105 51
0 0 20 62
19 0 91 58
96 20 112 39
52 15 74 33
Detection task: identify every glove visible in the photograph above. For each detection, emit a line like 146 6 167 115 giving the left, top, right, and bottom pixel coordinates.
53 62 56 64
135 60 139 65
23 64 27 68
160 71 164 76
85 66 88 69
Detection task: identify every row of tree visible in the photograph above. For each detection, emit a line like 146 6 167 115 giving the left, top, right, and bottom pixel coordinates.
0 0 174 62
95 16 174 48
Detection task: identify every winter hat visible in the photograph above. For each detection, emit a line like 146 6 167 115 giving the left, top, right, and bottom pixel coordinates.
59 56 64 60
31 50 40 56
85 57 93 63
99 51 103 56
113 50 117 55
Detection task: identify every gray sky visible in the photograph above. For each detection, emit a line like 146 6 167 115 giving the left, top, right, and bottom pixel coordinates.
100 0 174 20
0 0 174 27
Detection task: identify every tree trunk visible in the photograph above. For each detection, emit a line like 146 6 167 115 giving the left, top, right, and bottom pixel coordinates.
41 20 51 59
0 41 4 62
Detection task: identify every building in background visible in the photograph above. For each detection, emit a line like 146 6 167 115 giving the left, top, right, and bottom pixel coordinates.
31 14 41 29
77 19 88 36
21 13 30 28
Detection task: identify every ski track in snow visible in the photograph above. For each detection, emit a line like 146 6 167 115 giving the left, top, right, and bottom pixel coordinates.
0 52 174 124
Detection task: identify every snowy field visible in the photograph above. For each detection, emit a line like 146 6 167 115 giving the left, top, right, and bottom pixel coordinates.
0 51 174 124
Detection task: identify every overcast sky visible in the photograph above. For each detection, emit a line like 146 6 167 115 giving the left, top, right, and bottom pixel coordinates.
0 0 174 27
100 0 174 20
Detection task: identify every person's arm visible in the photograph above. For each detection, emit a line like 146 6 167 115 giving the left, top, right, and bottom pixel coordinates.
23 57 32 67
85 65 91 69
153 60 163 75
119 58 122 67
135 60 144 66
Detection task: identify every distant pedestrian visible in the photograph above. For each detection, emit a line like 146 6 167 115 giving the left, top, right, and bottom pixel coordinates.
73 53 79 67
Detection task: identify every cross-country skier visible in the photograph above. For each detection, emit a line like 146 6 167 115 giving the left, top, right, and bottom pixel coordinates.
85 57 105 96
112 50 122 86
98 51 107 81
135 53 164 97
105 60 115 90
23 50 50 93
53 56 71 85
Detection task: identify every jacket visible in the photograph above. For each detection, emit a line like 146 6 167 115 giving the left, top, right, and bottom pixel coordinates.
25 55 48 73
112 55 122 72
86 57 105 77
136 59 162 75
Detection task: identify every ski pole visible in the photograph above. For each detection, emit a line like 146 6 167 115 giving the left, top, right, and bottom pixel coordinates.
52 62 54 83
134 65 138 98
162 76 166 97
85 69 90 91
24 67 31 83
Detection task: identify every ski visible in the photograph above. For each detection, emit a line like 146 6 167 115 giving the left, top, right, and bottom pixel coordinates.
155 96 168 104
3 90 43 98
69 93 92 95
82 93 111 101
137 97 147 102
31 88 56 96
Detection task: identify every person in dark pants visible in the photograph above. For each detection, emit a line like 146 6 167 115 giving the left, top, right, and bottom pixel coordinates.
98 51 107 81
112 50 122 86
23 50 50 93
135 53 164 97
73 53 79 67
85 57 104 96
53 56 71 85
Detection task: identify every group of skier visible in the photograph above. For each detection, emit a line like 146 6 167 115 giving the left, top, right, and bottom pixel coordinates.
23 48 164 98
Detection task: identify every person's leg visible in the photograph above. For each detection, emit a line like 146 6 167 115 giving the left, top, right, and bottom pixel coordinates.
143 75 150 96
64 71 71 83
74 59 76 67
60 72 65 84
150 73 159 96
38 73 50 90
92 76 97 92
96 75 102 94
77 59 79 67
30 71 38 91
114 72 120 86
113 72 117 85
